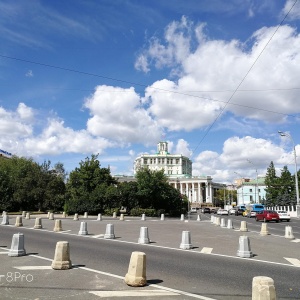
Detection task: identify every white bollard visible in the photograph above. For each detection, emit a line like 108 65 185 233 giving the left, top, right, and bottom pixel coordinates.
141 213 146 221
220 218 226 228
180 214 184 221
51 241 72 270
83 212 88 218
104 224 115 239
197 214 201 221
138 227 150 244
49 213 54 220
8 233 26 257
237 236 253 258
119 213 125 221
215 217 221 226
15 216 23 227
73 213 79 221
1 214 9 225
227 219 234 229
180 231 192 250
78 221 88 235
240 220 248 232
112 212 117 218
252 276 276 300
160 214 165 221
260 223 269 236
97 213 102 221
284 225 295 239
25 212 30 220
53 219 63 232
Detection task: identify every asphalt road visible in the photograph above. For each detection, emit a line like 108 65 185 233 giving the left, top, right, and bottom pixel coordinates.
0 214 300 299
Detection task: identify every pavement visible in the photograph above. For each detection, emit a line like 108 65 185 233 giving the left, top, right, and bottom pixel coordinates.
0 213 300 299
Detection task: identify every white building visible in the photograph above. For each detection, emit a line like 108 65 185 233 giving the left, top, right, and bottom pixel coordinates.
132 141 225 206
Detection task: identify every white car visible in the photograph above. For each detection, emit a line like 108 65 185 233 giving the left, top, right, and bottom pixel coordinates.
276 210 291 222
217 209 229 215
229 208 237 215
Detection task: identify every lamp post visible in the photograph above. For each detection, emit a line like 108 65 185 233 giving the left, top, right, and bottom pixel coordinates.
234 171 244 205
278 131 300 218
247 159 259 203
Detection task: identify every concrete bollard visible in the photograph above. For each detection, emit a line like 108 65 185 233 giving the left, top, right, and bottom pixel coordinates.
227 219 234 229
284 225 295 239
237 236 253 258
180 214 184 221
25 212 30 220
160 214 165 221
1 214 9 225
138 227 150 244
15 216 23 227
22 211 26 217
112 212 117 218
260 223 269 236
97 213 102 221
252 276 276 300
180 231 192 250
49 212 54 220
141 213 146 221
53 219 63 232
211 215 215 223
104 224 115 239
240 220 248 232
47 211 50 218
8 233 26 257
2 210 6 216
73 213 79 221
62 212 66 218
197 214 201 221
51 241 72 270
34 217 43 229
78 221 88 235
215 217 221 226
220 218 226 228
124 251 147 287
83 212 88 218
119 213 125 221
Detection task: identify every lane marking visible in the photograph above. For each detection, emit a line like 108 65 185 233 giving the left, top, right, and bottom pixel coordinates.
200 247 213 254
0 251 9 254
291 239 300 243
89 290 179 297
14 266 52 270
284 257 300 267
92 234 104 238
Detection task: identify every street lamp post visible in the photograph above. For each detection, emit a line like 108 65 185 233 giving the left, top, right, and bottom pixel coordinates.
278 131 300 218
247 159 259 203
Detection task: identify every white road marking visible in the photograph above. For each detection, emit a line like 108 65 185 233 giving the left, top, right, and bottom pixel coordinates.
89 290 179 297
284 257 300 267
200 247 213 254
291 239 300 243
14 266 52 270
92 234 104 238
0 251 9 254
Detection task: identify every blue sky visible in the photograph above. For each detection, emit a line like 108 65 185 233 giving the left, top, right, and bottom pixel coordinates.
1 0 300 183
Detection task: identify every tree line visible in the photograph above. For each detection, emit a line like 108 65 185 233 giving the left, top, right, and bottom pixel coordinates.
264 161 300 206
0 154 184 216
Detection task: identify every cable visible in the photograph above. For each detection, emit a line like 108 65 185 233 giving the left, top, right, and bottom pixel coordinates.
191 0 299 155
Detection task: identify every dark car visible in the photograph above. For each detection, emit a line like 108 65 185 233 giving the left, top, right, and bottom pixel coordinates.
255 210 279 223
235 208 245 216
203 207 211 214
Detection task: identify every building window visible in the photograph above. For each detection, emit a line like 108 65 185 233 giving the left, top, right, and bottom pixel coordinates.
176 159 179 164
250 195 253 202
250 189 253 192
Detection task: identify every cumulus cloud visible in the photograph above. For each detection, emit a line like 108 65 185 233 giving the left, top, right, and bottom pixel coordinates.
192 136 287 182
282 0 300 20
84 85 162 145
136 17 300 131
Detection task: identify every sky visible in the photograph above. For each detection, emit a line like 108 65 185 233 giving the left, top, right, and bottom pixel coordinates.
1 0 300 184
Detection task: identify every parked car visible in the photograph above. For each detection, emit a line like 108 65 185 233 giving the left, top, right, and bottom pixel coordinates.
235 208 245 216
246 211 256 218
276 210 291 222
190 207 197 213
255 210 279 223
217 209 229 215
203 207 211 214
229 208 237 215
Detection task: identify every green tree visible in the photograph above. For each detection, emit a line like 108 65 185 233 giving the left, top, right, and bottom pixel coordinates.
65 154 116 214
277 166 294 206
264 161 279 206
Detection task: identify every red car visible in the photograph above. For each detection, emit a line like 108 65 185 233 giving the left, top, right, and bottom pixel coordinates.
255 210 279 223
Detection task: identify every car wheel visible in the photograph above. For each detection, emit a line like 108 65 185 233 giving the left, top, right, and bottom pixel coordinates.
276 220 279 223
287 219 290 222
255 217 259 222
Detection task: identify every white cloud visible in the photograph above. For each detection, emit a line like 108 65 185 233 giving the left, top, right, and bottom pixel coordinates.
84 85 162 145
192 136 290 183
17 103 34 121
282 0 300 20
136 17 300 131
25 70 33 77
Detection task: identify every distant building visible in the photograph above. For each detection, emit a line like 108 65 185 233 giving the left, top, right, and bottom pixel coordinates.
118 141 226 206
236 177 266 205
0 149 12 159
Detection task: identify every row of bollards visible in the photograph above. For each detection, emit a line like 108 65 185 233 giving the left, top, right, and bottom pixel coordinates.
5 232 278 298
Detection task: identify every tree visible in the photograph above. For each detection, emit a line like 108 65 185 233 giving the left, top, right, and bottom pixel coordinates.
65 154 116 214
264 161 279 206
277 166 294 206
